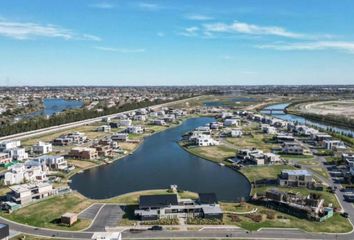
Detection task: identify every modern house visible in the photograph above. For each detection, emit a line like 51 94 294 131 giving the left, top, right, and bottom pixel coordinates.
323 140 346 150
53 132 87 146
126 126 144 134
191 134 219 147
33 155 68 170
0 140 21 152
282 142 304 155
153 119 166 126
278 169 313 187
69 147 98 160
5 148 28 161
32 141 53 155
4 163 46 186
224 118 241 127
7 182 57 205
96 125 111 133
119 119 132 127
135 193 223 221
111 133 128 142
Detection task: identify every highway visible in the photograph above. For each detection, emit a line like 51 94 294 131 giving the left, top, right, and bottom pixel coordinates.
0 96 201 142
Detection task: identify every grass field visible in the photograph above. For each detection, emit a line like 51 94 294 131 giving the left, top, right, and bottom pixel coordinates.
241 165 296 183
1 193 93 230
225 133 279 152
184 145 236 163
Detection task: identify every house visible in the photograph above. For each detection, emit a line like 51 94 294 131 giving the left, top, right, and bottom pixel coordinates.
133 115 146 121
34 155 67 170
134 193 223 221
53 132 87 146
278 169 313 187
7 182 57 205
4 163 46 185
0 141 21 152
111 133 128 142
264 153 282 164
312 133 332 142
343 153 354 176
0 153 11 165
119 119 132 127
255 189 332 222
282 142 304 155
126 126 144 134
96 125 111 133
192 134 219 147
323 140 346 150
224 118 240 127
5 148 28 161
276 134 295 143
229 128 243 137
94 145 113 157
261 124 277 135
32 142 52 154
153 119 166 126
69 147 98 160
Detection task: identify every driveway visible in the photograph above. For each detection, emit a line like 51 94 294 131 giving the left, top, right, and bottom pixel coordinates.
85 204 125 232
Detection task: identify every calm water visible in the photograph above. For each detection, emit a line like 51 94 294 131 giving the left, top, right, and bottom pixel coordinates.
261 103 354 135
70 117 251 201
204 97 258 107
31 98 83 117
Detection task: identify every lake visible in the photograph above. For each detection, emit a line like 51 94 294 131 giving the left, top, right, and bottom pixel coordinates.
32 98 83 117
69 117 251 202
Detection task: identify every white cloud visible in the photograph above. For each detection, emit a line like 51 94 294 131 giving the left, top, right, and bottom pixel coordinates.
89 2 115 9
0 19 101 41
204 21 304 39
185 14 213 21
157 32 165 37
256 41 354 54
178 26 199 37
138 2 161 11
95 46 146 53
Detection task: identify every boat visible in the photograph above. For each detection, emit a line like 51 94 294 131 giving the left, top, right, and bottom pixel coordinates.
219 163 225 166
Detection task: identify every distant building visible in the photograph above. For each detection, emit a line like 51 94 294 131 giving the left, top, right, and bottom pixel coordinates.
135 193 223 221
119 119 132 127
279 169 313 188
0 140 21 152
32 141 52 154
111 133 128 142
324 140 346 150
7 182 57 205
282 142 303 155
69 147 98 160
224 118 240 127
96 125 111 133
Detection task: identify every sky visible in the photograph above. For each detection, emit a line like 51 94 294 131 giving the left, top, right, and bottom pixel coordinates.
0 0 354 86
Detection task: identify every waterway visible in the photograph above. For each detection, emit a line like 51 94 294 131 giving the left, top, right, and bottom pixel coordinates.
28 98 83 117
261 103 354 135
70 117 251 202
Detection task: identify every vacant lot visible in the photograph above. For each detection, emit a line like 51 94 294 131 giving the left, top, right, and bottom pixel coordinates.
241 165 296 182
184 145 236 163
294 100 354 119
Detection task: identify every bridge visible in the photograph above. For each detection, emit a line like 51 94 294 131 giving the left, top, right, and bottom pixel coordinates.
261 108 287 115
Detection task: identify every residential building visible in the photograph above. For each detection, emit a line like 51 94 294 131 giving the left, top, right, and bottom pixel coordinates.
324 140 346 150
0 153 11 165
96 125 111 132
135 193 223 221
4 163 46 186
119 119 132 127
33 155 67 170
224 118 240 127
5 148 28 161
7 182 57 205
32 142 52 154
126 126 144 134
153 119 166 126
279 169 313 187
69 147 98 160
282 142 304 155
0 140 21 152
191 134 219 147
229 128 243 137
111 133 128 142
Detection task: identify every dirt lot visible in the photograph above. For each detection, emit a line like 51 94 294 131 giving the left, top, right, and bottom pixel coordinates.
295 100 354 119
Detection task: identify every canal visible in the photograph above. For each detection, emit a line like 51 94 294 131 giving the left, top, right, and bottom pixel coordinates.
69 117 251 202
27 98 83 118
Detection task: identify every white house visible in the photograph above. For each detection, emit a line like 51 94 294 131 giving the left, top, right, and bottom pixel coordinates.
119 119 132 127
96 125 111 133
4 163 47 186
324 140 346 150
5 148 28 161
0 140 21 152
230 128 243 137
133 115 146 121
224 118 240 127
33 155 68 170
192 134 219 147
126 126 144 134
32 142 52 155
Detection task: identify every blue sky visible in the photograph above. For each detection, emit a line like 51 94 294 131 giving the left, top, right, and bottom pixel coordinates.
0 0 354 86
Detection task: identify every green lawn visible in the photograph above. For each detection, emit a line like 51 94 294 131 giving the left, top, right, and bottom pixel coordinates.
240 165 296 183
1 193 93 230
183 144 236 163
222 202 352 233
225 133 279 152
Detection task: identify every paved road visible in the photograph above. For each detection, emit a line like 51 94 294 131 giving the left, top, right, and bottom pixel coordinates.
0 96 201 142
85 204 125 232
79 203 104 220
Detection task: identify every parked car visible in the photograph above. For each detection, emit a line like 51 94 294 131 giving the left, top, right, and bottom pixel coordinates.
341 212 349 218
149 225 163 231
